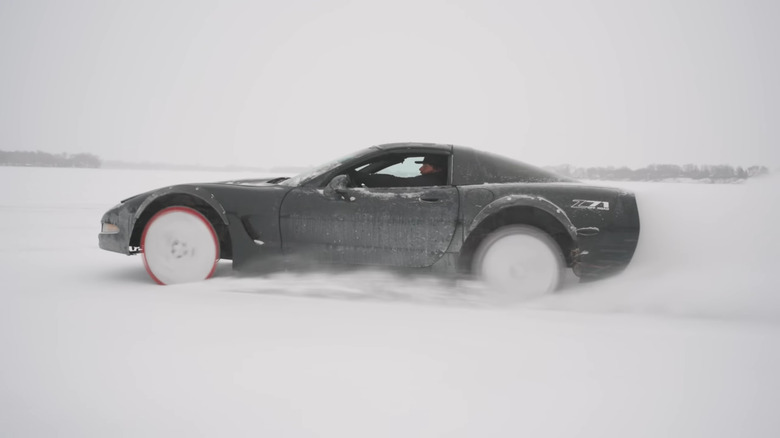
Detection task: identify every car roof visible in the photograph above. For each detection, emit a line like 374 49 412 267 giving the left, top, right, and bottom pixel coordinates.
372 142 453 152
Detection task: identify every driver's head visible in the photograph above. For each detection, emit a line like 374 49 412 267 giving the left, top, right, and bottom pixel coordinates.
416 155 446 175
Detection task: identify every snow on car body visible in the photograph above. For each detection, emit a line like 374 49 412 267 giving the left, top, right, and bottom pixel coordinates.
99 143 640 296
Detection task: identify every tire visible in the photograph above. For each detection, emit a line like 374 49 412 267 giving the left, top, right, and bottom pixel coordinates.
472 225 563 301
141 206 220 285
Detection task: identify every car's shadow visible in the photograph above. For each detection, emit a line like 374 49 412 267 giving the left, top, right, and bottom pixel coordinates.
100 259 582 308
97 260 235 285
223 266 583 308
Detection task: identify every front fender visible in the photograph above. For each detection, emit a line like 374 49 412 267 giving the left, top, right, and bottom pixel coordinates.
134 185 230 225
468 194 579 242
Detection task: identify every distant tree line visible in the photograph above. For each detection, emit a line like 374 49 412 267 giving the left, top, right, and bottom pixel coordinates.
0 150 101 168
546 163 770 182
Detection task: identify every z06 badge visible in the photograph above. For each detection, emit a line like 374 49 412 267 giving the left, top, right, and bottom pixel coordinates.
571 199 610 211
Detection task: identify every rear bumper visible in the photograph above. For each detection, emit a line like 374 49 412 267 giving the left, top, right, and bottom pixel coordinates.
574 192 640 281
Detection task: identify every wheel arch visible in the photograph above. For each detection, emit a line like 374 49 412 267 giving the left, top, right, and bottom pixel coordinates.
459 196 578 273
130 190 233 259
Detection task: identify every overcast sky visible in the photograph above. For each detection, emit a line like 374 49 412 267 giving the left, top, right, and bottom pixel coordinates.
1 0 778 169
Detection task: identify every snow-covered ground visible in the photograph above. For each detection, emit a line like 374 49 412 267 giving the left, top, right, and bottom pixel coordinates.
1 166 779 437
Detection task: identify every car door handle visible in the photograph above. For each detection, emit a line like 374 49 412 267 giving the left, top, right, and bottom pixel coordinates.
419 197 442 203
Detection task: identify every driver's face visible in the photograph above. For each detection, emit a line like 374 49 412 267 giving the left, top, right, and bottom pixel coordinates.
419 163 436 175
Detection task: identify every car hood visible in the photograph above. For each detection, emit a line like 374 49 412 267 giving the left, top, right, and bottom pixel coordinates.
214 176 289 186
118 177 288 204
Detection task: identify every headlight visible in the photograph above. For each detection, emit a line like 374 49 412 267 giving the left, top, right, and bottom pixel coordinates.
101 223 120 234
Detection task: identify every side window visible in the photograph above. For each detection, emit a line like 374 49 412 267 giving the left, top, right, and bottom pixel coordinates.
376 156 424 177
352 153 449 188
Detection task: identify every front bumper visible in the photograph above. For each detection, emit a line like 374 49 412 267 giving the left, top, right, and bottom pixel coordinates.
98 202 137 255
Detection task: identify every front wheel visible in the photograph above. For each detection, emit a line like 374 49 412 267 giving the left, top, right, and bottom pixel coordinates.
472 225 563 301
141 206 220 285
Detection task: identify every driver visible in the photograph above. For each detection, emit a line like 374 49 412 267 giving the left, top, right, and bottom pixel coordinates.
353 155 447 187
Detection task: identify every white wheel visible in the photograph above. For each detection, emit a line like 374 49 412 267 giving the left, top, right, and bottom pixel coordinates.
141 207 219 285
472 225 563 301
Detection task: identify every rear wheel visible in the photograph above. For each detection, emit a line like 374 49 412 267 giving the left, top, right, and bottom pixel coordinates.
472 225 563 301
141 206 220 285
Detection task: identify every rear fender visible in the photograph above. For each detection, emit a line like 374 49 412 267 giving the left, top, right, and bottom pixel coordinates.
468 195 578 242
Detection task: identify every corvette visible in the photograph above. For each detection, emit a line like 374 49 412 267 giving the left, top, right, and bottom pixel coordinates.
99 142 640 297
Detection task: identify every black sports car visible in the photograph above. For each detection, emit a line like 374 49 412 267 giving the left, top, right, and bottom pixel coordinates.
99 143 640 297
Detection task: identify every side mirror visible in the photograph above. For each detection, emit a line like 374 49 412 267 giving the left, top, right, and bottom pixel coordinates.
324 174 351 200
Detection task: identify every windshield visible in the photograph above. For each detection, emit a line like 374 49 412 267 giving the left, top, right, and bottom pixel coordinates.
279 147 376 187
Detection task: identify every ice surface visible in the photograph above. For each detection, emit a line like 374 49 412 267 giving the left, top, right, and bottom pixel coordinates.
1 167 779 437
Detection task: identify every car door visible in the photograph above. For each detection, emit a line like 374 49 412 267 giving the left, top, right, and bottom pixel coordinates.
279 184 459 268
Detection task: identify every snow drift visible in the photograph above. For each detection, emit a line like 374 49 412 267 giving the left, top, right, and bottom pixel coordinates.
1 167 778 437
